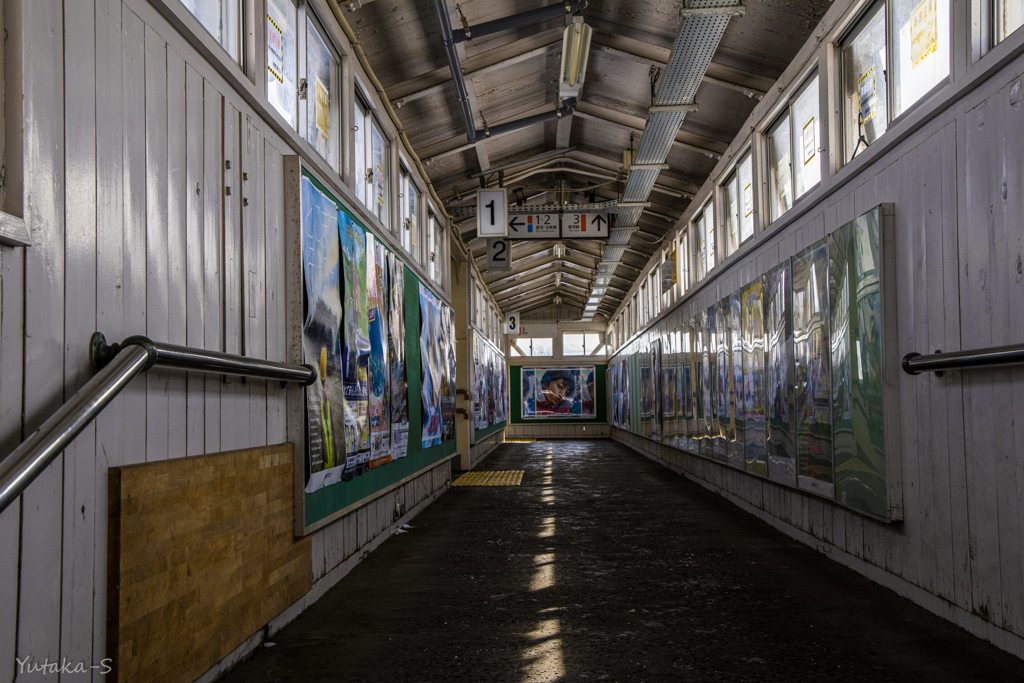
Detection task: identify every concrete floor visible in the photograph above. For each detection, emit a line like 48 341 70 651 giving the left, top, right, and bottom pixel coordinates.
221 440 1024 682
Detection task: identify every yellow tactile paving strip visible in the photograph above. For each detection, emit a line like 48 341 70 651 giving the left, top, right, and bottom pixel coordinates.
505 438 535 443
452 470 525 487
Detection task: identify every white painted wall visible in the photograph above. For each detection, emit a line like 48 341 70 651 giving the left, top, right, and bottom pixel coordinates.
0 1 455 681
607 1 1024 660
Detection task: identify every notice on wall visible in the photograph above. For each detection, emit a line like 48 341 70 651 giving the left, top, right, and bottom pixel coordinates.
858 68 876 124
910 0 938 67
267 15 285 83
522 367 596 419
802 117 817 165
300 178 346 494
315 77 329 137
419 283 443 448
341 211 371 477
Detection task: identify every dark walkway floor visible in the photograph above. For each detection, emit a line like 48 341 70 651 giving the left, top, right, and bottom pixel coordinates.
221 440 1024 682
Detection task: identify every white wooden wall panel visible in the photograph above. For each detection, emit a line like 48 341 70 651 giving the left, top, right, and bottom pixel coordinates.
92 1 126 676
0 244 24 682
121 7 148 469
145 25 171 464
963 79 1024 633
222 102 249 452
17 0 67 676
264 140 287 441
202 80 223 454
184 62 205 456
166 46 189 461
60 0 99 677
243 118 267 442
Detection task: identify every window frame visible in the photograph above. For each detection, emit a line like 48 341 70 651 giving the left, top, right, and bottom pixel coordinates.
720 147 755 258
299 7 342 172
181 0 243 65
764 69 821 223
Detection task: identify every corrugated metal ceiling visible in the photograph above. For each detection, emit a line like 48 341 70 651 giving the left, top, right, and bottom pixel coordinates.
347 0 830 320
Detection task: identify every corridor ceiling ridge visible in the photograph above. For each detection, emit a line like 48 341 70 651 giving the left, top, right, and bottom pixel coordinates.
347 0 832 320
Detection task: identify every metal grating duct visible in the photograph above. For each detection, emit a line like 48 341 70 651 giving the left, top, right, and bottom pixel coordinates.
583 0 740 320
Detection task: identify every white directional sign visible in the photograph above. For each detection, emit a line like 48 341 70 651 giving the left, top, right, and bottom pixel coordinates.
504 311 521 335
561 211 609 238
486 237 512 271
477 189 508 236
508 212 560 239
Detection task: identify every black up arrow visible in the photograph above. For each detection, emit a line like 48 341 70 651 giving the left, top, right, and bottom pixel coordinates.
593 214 607 230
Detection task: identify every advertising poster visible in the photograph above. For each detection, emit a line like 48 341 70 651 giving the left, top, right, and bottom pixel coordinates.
684 322 697 452
367 237 392 468
473 333 507 431
341 210 371 477
830 208 887 517
793 240 833 496
419 283 443 448
728 292 746 469
713 300 731 464
522 366 596 418
765 262 796 486
742 279 767 476
300 178 346 493
389 254 409 459
441 305 456 442
651 339 662 441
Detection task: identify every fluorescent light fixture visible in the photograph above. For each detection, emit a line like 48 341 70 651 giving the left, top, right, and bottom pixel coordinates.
559 18 592 100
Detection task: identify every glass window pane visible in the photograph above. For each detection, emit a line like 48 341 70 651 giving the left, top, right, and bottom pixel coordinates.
267 0 297 128
738 153 755 243
564 333 585 356
371 122 388 225
533 338 553 357
410 187 420 260
662 244 677 294
768 113 792 221
584 333 602 354
181 0 240 62
842 5 888 161
793 75 821 199
305 17 339 170
891 0 950 117
703 202 716 272
996 0 1024 43
511 339 524 357
354 100 366 205
696 216 707 280
680 232 690 291
724 172 740 256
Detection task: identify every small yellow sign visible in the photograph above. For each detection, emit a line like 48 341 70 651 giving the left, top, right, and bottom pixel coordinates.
315 77 329 138
910 0 938 67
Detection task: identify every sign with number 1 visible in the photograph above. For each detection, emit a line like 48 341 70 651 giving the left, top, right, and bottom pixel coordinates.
478 189 508 236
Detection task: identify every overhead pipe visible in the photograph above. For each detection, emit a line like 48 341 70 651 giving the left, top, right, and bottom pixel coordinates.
452 0 590 43
432 0 479 143
475 98 577 140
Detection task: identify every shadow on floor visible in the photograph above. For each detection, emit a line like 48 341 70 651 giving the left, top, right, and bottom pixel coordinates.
218 439 1024 682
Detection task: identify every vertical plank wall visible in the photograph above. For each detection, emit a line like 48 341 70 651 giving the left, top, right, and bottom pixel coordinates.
611 53 1024 658
0 2 457 682
0 1 309 680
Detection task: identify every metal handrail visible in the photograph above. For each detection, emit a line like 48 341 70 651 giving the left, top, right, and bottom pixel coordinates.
902 343 1024 375
0 333 317 514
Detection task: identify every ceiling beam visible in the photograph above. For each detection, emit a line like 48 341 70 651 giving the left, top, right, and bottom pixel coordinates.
575 102 723 161
393 43 559 108
387 29 563 101
420 104 556 163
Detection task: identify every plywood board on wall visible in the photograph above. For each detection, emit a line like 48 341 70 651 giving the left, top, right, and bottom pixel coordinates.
107 444 311 683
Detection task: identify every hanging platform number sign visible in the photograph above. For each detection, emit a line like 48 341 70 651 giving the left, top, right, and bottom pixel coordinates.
505 311 521 335
487 237 512 272
478 189 508 236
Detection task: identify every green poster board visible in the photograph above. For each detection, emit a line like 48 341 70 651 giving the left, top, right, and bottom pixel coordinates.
300 170 454 531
